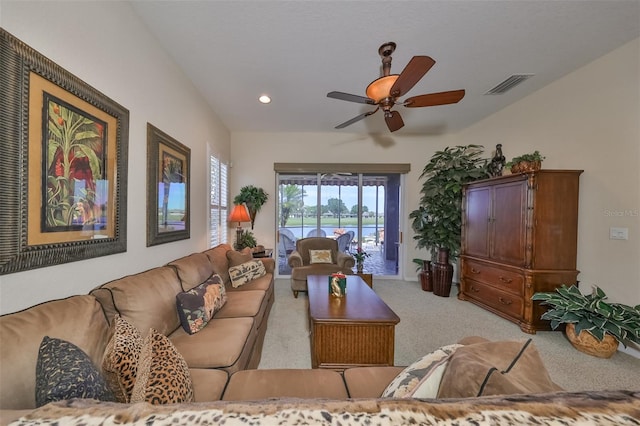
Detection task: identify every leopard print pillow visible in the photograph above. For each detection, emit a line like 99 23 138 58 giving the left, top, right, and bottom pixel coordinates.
102 315 142 403
130 329 193 404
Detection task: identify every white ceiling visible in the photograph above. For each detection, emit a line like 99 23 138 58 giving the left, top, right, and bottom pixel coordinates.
131 1 640 135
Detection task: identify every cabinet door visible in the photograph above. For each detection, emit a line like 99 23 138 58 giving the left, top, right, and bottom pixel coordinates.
463 186 491 258
491 181 527 265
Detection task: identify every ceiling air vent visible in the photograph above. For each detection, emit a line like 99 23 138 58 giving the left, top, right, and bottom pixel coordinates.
485 74 534 95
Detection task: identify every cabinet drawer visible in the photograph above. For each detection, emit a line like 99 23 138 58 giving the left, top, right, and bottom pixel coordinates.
463 260 523 295
464 280 524 320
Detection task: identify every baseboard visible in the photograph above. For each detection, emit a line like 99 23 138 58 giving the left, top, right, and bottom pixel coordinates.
618 342 640 359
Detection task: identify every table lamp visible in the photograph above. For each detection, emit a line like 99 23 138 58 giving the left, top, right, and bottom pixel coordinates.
228 204 251 249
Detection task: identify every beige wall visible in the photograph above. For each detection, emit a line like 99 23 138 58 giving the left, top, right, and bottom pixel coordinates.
0 1 230 314
231 38 640 306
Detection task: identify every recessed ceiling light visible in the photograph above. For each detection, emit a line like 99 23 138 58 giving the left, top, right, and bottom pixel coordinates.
258 95 271 104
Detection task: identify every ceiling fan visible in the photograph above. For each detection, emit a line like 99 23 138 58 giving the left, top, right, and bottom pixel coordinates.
327 42 465 132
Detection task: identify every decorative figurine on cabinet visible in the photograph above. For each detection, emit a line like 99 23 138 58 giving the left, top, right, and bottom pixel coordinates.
488 143 506 177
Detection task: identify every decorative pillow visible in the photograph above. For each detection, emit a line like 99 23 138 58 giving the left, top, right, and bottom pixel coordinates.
176 274 227 334
130 329 194 405
309 249 332 264
406 356 451 398
437 339 563 398
228 260 266 288
102 315 143 402
36 336 115 407
382 343 462 398
226 248 253 267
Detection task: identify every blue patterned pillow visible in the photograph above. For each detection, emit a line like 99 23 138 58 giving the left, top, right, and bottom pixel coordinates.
36 336 115 407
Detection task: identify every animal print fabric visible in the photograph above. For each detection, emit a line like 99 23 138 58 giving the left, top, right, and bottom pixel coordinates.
102 315 142 403
11 391 640 425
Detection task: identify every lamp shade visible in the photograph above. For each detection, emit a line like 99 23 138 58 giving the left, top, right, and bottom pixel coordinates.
366 75 399 102
228 204 251 224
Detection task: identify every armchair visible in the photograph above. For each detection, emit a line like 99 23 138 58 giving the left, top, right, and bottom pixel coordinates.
288 237 355 298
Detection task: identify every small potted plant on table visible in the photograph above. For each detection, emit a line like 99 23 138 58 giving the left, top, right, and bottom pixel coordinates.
507 150 545 174
532 284 640 358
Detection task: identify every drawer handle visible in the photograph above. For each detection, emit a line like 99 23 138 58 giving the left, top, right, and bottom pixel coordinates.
470 268 481 274
498 297 513 305
470 286 480 293
499 276 513 284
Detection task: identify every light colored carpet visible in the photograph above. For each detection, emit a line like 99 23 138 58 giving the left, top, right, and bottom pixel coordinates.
259 278 640 392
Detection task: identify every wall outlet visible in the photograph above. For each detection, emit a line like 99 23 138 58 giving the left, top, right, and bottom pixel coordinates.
609 227 629 240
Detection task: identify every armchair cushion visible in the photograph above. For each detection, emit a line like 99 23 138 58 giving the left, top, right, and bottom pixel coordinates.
309 249 333 264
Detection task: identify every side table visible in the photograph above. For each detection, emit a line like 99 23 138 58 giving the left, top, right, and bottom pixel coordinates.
252 249 273 258
355 272 373 288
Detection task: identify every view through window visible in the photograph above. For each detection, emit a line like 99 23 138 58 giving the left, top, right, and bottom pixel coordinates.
209 155 228 247
277 172 401 277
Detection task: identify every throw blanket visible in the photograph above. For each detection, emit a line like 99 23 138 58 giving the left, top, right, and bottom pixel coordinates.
11 391 640 425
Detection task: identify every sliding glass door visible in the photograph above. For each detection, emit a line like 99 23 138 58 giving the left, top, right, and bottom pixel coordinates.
276 172 401 277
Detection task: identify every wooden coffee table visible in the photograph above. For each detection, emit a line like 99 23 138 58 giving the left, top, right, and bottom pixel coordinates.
307 274 400 370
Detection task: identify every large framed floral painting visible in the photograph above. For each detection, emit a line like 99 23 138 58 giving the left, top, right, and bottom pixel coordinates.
146 123 191 246
0 29 129 274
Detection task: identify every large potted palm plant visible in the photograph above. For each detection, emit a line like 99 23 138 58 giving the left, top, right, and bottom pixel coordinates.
409 145 489 296
234 185 268 230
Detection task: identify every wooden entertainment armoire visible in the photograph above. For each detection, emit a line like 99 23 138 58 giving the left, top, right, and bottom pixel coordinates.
459 169 583 334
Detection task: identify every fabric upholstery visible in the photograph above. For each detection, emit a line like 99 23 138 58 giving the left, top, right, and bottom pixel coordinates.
382 344 462 398
130 329 194 404
167 253 215 291
176 276 226 334
90 266 182 337
226 248 253 267
35 337 114 407
0 295 110 410
437 339 563 398
214 290 265 319
190 368 229 402
229 260 266 288
203 243 234 285
343 366 404 398
102 315 143 403
222 369 348 400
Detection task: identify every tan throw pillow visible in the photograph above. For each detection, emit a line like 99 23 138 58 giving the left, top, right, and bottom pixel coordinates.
228 260 266 288
309 249 332 264
382 344 462 398
437 339 563 398
102 315 143 403
226 248 253 267
130 329 194 405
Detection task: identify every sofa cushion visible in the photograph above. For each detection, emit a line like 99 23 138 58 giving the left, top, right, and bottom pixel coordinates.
226 248 253 267
91 266 183 337
203 244 233 285
35 337 114 407
102 315 143 403
228 260 266 288
437 339 563 398
131 329 194 404
0 295 110 410
222 369 348 400
214 290 265 319
176 276 227 334
167 253 215 291
382 343 462 398
309 249 333 264
169 317 255 372
343 366 405 398
225 272 273 293
190 368 229 402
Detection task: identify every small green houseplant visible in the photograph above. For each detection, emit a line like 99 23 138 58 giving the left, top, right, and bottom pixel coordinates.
507 150 545 173
234 229 257 251
532 285 640 357
409 145 489 296
234 185 268 230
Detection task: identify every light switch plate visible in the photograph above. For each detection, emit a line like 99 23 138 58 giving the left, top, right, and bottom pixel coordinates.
610 227 629 240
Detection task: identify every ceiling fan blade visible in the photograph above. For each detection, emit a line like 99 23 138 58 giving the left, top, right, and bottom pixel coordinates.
385 111 404 132
404 89 466 108
335 109 378 129
327 91 376 105
389 56 435 98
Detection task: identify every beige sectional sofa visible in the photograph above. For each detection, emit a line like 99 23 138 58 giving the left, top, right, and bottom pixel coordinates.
1 243 639 425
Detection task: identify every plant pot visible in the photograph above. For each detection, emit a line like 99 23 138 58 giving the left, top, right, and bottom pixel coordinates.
432 248 453 297
565 323 618 358
419 260 432 292
356 261 364 273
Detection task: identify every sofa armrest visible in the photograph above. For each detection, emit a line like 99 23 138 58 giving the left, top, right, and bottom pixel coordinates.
288 251 303 268
336 252 355 270
257 257 275 274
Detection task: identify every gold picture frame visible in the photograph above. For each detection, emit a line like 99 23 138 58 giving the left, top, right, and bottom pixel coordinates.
0 29 129 274
146 123 191 246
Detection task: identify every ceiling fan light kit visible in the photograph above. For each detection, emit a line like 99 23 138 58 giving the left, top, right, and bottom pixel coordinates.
327 42 465 132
